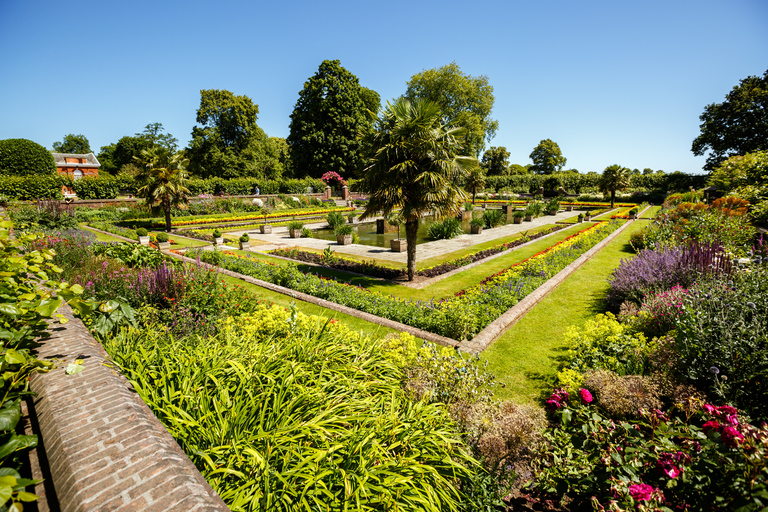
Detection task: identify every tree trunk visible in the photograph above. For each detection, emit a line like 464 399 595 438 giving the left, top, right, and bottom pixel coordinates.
163 195 172 232
405 216 419 281
610 191 616 209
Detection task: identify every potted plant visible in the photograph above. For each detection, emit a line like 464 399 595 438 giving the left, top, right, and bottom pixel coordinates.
578 213 584 223
545 197 561 215
260 206 272 234
470 218 484 234
629 207 638 219
212 229 224 245
239 234 250 250
565 204 574 212
335 224 354 245
136 227 150 246
584 211 592 221
156 232 170 250
347 213 357 224
524 206 534 222
458 203 473 221
513 210 525 224
386 213 406 251
288 219 303 238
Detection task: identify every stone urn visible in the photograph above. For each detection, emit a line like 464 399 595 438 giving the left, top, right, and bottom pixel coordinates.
584 214 591 221
138 236 150 246
565 206 573 212
390 239 407 252
239 241 250 250
260 224 272 234
457 211 472 221
524 214 533 222
548 209 558 216
471 225 483 235
513 216 523 224
157 241 171 251
337 234 353 245
289 229 302 238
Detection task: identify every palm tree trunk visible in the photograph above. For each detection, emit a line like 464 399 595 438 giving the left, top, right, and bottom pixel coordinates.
610 191 616 209
163 195 172 232
405 216 419 281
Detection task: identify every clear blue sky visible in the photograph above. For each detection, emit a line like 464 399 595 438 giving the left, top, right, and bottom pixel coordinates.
1 0 766 174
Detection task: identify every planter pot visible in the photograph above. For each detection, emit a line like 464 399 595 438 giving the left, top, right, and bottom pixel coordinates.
214 237 224 245
578 217 584 223
548 209 558 216
629 214 637 220
471 225 483 234
337 234 353 245
390 239 407 252
566 206 573 212
501 205 513 215
584 216 591 221
457 211 472 221
260 225 272 234
524 214 533 222
157 241 170 250
513 216 524 224
239 241 250 250
289 229 302 238
138 236 150 246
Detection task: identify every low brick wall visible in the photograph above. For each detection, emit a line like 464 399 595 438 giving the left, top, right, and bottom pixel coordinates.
30 306 230 512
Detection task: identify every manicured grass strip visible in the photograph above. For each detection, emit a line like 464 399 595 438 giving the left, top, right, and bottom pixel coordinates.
480 220 647 405
640 205 662 218
79 224 125 242
150 232 209 248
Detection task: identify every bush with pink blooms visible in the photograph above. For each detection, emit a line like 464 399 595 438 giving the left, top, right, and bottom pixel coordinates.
530 390 768 511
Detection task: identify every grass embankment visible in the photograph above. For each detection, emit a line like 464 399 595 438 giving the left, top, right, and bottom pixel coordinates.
79 224 125 242
481 221 647 405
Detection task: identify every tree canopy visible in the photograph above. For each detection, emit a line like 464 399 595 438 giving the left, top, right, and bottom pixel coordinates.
404 62 498 158
52 134 92 154
361 98 476 280
598 164 631 208
98 123 178 174
692 69 768 171
529 139 566 175
480 146 510 176
134 147 190 232
288 60 375 179
0 138 56 176
187 90 279 180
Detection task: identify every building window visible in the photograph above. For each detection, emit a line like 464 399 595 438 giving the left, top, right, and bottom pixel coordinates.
74 170 83 180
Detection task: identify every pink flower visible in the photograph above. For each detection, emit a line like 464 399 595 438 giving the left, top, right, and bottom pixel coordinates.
656 452 683 478
703 404 717 414
580 388 593 404
721 426 745 448
703 420 721 435
628 483 655 502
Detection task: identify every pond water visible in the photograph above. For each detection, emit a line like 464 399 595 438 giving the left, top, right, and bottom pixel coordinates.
311 213 485 248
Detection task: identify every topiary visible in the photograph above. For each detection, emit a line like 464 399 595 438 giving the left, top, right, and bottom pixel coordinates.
212 229 222 238
239 234 249 243
155 232 169 243
0 139 57 176
136 227 148 237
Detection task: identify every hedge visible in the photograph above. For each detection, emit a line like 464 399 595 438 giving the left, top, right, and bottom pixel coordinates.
0 138 57 176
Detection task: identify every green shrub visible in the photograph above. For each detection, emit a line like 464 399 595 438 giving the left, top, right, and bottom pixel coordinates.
326 211 345 230
155 232 169 243
0 175 64 199
482 209 504 228
427 217 463 240
0 138 56 176
136 227 148 237
287 219 304 230
69 176 120 199
239 234 249 243
92 242 166 268
301 227 312 238
334 223 353 236
470 217 484 228
212 229 222 238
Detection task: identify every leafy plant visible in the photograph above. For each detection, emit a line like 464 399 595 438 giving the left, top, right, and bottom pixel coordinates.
326 211 345 230
239 234 249 243
155 232 169 243
287 219 304 230
334 223 353 236
136 227 148 237
482 209 504 229
427 217 463 240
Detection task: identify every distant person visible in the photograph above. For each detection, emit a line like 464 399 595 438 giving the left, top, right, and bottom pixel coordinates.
255 186 260 196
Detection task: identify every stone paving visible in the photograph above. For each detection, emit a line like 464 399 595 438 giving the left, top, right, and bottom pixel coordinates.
225 209 596 263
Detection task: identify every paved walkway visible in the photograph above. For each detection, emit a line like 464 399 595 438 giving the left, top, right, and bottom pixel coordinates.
226 209 596 263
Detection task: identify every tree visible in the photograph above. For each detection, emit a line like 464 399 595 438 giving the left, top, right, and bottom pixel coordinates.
480 146 510 176
52 134 92 154
529 139 566 175
288 60 374 179
692 69 768 171
598 164 631 208
140 123 178 152
708 150 768 192
507 164 529 175
465 167 486 203
360 98 477 281
0 138 56 176
134 147 190 232
187 89 278 179
97 123 178 174
404 62 498 157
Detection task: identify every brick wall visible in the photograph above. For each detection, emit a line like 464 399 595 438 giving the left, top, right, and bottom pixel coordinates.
29 305 230 511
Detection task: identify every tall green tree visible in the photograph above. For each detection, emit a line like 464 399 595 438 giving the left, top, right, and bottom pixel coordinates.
692 69 768 171
480 146 510 176
52 134 92 154
465 167 486 204
529 139 566 175
598 164 631 208
507 163 530 175
404 62 498 157
288 60 374 179
140 123 178 153
0 139 56 176
97 123 178 174
187 89 278 179
134 147 190 232
360 98 477 281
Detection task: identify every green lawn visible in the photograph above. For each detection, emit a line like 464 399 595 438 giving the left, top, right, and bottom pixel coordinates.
79 224 125 242
480 221 646 405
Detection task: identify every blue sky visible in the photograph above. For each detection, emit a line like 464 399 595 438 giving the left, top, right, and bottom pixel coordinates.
1 0 766 174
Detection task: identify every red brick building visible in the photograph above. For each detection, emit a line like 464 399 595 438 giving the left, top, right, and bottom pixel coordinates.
52 152 100 196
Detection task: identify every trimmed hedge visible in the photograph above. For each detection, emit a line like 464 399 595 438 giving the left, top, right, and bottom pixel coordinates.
0 175 63 199
0 138 57 176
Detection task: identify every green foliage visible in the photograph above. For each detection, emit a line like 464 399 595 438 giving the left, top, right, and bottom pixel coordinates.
529 139 566 175
135 227 148 237
481 209 504 229
361 97 477 280
135 147 190 231
599 164 632 208
427 217 464 240
0 139 57 177
333 223 353 236
52 134 91 154
286 219 304 230
479 146 510 176
68 175 120 199
91 242 167 268
404 61 498 157
288 60 374 179
7 200 78 231
187 89 280 180
0 175 63 200
238 234 249 243
103 309 479 511
692 68 768 170
325 211 345 230
155 232 169 243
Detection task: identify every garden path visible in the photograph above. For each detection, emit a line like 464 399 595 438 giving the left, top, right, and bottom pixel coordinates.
227 209 603 263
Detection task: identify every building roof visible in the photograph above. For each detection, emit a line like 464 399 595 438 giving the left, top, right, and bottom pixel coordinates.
51 152 100 168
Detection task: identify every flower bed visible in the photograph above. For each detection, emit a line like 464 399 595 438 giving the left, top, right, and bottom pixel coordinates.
197 221 620 340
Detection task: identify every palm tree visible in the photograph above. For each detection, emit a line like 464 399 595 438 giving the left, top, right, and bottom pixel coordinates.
134 147 190 232
598 164 632 208
360 98 477 280
465 167 487 204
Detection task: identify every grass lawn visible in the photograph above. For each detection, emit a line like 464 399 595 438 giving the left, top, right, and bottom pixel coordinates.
79 224 125 243
481 220 647 405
